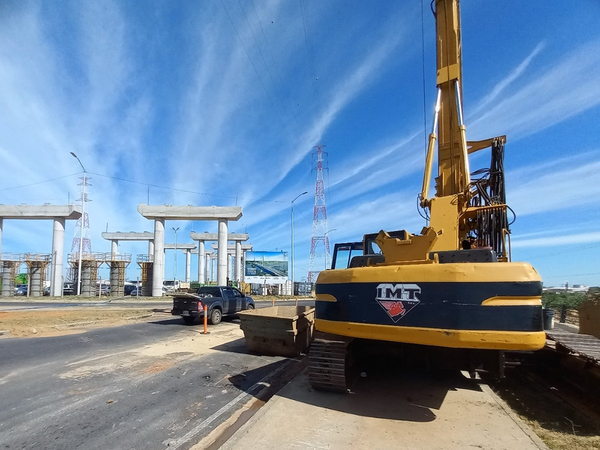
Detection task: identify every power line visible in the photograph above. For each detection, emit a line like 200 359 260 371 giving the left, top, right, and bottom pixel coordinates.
528 242 600 259
249 0 302 127
299 0 320 128
0 169 286 205
238 0 292 128
543 272 600 280
0 172 80 191
220 0 295 138
87 171 286 204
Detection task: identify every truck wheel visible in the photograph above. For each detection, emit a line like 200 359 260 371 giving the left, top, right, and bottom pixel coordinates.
210 309 222 325
183 317 195 325
246 304 255 310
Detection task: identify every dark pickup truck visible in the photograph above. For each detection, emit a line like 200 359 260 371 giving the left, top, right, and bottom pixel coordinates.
171 286 255 325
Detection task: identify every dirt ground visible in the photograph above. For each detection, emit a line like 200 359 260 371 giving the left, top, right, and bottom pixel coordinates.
489 371 600 450
0 308 165 338
2 307 599 450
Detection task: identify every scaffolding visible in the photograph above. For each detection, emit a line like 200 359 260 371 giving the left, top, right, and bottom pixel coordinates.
0 253 22 297
105 252 131 297
68 252 104 296
23 253 52 297
137 254 154 296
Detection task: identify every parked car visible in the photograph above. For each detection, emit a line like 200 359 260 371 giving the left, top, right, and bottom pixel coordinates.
124 284 138 296
15 284 28 296
63 283 75 295
129 287 143 296
44 286 50 296
100 285 110 295
171 286 255 325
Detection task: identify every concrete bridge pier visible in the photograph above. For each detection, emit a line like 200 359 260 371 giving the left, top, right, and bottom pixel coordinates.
0 205 82 297
1 260 19 297
217 219 228 285
81 262 93 296
29 262 44 297
109 259 130 297
235 241 242 283
50 218 66 296
144 264 154 296
198 241 205 284
184 249 191 283
152 219 165 297
138 205 242 296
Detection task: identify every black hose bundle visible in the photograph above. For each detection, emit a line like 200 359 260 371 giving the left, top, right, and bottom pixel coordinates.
468 138 511 257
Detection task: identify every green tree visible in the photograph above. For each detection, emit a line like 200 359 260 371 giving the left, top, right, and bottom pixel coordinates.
14 273 28 285
542 290 595 310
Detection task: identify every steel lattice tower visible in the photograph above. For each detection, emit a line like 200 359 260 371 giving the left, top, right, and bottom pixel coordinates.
308 145 330 283
71 174 92 255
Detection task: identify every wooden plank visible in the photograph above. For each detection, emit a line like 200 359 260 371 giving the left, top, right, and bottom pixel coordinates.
547 331 600 363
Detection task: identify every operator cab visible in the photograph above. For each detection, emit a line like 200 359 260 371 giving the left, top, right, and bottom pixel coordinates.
330 230 408 269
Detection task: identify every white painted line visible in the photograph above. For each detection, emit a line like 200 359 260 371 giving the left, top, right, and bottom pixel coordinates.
166 361 290 450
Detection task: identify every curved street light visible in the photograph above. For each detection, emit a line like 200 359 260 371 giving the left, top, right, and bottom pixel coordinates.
291 191 308 293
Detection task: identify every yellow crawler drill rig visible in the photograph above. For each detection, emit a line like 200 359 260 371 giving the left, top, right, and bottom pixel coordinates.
309 0 545 392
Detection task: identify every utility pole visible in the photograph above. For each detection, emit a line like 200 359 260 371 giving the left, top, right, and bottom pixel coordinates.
291 191 308 295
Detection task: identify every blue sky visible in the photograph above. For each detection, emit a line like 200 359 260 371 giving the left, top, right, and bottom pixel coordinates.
1 1 599 287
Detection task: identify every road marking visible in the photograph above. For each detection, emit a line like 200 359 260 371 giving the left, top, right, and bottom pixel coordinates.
166 361 289 450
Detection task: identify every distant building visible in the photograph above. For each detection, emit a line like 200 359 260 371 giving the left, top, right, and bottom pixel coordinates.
543 284 589 294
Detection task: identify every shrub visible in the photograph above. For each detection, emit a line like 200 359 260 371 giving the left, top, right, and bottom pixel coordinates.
542 292 586 310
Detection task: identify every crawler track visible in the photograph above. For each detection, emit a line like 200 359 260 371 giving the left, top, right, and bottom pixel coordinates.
308 333 352 393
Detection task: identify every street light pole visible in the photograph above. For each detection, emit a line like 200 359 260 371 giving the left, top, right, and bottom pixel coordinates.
291 191 308 294
324 228 337 269
171 226 179 281
70 152 86 296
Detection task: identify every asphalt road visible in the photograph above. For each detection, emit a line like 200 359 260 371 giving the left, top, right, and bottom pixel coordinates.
0 317 304 450
0 300 314 310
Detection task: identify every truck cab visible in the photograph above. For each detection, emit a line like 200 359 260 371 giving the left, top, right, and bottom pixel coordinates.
171 286 255 325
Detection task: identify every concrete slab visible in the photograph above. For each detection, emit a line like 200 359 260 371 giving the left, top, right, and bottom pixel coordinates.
138 204 242 221
101 232 154 240
211 244 253 251
0 204 82 220
218 369 547 450
190 232 248 241
163 243 196 250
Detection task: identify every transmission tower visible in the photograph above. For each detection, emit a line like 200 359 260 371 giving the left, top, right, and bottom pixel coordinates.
308 145 331 283
68 174 92 281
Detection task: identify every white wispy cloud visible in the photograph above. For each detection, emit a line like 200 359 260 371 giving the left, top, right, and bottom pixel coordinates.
469 41 546 117
512 231 600 249
507 151 600 216
469 37 600 141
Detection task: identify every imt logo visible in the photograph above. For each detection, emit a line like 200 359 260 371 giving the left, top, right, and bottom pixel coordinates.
376 283 421 301
375 283 421 323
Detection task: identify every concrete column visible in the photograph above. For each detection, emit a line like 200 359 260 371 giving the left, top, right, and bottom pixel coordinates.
51 217 65 296
242 251 247 281
235 241 242 282
81 263 92 296
217 219 227 286
185 249 191 283
1 262 14 297
205 253 210 282
210 254 215 282
111 240 118 257
227 255 232 280
0 218 3 258
148 240 154 258
152 219 165 297
198 241 205 284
